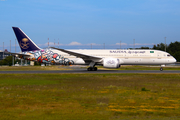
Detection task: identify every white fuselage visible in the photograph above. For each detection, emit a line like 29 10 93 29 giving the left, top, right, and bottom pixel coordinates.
13 27 176 68
49 49 176 65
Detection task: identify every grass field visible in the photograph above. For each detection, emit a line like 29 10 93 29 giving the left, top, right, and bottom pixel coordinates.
98 65 180 71
0 73 180 120
0 66 72 71
0 65 180 71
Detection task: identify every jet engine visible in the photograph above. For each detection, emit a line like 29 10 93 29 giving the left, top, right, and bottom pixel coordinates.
103 58 121 68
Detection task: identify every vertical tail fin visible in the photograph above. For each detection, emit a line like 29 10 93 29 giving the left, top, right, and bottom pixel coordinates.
12 27 41 52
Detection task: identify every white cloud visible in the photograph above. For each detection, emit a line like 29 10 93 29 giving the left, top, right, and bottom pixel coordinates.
39 41 83 46
86 43 101 46
68 42 82 46
129 43 155 46
36 42 156 48
115 43 128 46
38 42 64 47
45 42 55 46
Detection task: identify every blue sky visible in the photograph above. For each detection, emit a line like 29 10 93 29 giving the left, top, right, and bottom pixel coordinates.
1 0 180 52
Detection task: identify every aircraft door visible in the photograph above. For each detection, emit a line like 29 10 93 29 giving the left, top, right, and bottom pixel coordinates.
157 52 165 64
157 53 161 58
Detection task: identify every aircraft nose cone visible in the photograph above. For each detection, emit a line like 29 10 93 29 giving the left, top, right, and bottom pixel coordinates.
173 58 177 63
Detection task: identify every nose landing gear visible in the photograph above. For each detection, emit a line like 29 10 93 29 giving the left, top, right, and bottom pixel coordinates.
160 65 165 71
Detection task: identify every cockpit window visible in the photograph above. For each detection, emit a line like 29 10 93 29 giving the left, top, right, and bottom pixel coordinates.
167 54 171 57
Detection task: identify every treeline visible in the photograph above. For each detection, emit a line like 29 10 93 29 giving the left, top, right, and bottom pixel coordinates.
0 56 13 66
0 56 40 66
140 41 180 62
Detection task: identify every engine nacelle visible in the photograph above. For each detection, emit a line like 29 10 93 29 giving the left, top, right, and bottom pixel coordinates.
103 58 121 68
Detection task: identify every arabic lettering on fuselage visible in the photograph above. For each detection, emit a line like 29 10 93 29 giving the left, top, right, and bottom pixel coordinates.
110 50 145 54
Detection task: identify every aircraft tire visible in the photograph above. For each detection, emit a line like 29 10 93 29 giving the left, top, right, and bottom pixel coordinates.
94 67 97 71
160 67 163 71
87 67 97 71
87 67 92 71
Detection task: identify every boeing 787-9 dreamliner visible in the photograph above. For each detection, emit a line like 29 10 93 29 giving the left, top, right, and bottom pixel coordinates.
12 27 176 71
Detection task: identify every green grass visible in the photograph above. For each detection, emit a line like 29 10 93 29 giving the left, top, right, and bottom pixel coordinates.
0 66 72 71
1 65 180 71
98 65 180 71
0 73 180 120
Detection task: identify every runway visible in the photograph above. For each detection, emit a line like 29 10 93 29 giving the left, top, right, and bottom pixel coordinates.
0 69 180 74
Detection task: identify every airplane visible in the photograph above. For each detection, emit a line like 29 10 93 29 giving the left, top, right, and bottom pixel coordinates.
12 27 177 71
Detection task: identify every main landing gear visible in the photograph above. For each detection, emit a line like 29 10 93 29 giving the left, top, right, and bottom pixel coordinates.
87 67 97 71
87 61 97 71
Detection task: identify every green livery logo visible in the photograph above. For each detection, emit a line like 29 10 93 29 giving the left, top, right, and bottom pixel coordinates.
150 51 154 53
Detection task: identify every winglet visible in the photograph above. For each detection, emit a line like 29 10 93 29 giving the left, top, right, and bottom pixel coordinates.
12 27 41 52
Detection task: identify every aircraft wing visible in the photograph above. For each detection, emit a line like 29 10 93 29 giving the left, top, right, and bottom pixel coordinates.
50 47 102 60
